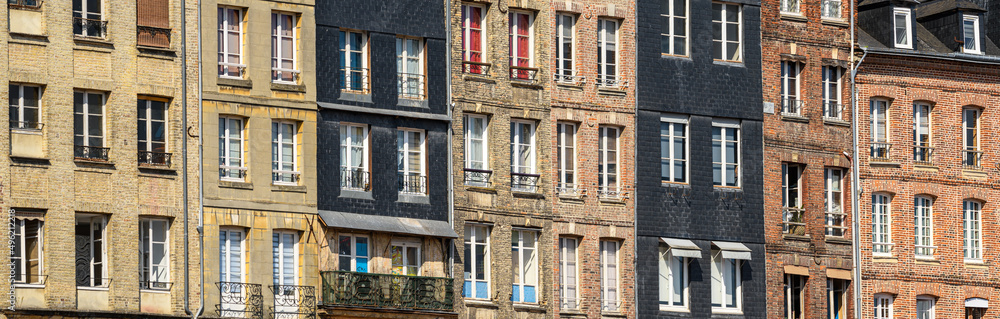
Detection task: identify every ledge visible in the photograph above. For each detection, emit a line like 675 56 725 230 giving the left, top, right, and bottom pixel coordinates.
466 186 497 194
821 18 849 27
271 184 307 193
555 83 584 91
74 159 115 168
601 311 628 318
780 13 809 22
136 46 177 59
599 198 627 206
138 165 177 175
783 234 810 241
965 261 988 269
464 299 498 309
780 114 809 123
713 60 746 67
913 164 938 172
915 258 940 265
8 33 48 45
513 303 546 313
823 118 850 127
398 193 430 205
962 169 988 180
218 77 252 89
873 256 897 263
397 98 429 108
10 156 50 166
73 37 114 50
271 82 306 93
511 81 543 90
218 180 253 190
869 161 900 168
462 74 496 84
558 195 585 203
512 191 544 199
339 189 373 200
597 87 627 97
825 237 851 245
339 91 373 103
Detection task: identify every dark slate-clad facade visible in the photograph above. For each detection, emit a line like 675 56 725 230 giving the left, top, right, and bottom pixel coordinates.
314 1 457 318
635 0 765 317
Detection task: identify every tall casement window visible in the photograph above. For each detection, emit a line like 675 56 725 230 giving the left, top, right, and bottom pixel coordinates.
821 0 842 19
390 239 421 276
559 237 579 309
461 4 486 74
822 66 843 119
338 234 369 272
872 193 892 255
11 213 43 285
510 121 537 192
597 19 620 87
870 99 890 160
340 30 368 93
781 61 802 115
272 121 298 184
827 279 847 319
511 230 538 303
76 214 107 287
781 164 803 235
556 122 578 193
784 275 805 319
660 0 688 56
397 37 425 99
509 11 534 80
9 84 41 130
825 168 846 237
73 0 104 37
711 250 742 312
218 7 244 78
272 231 299 311
138 98 169 166
963 15 981 54
598 126 621 198
464 115 489 186
658 247 689 310
780 0 800 14
874 293 894 319
914 196 934 258
219 117 245 181
963 107 981 169
712 3 742 62
661 115 688 183
218 228 246 316
917 296 936 319
555 14 576 82
913 103 931 163
893 8 912 49
271 12 298 83
464 224 490 299
600 241 620 312
340 124 369 191
963 200 982 262
74 91 107 161
140 218 169 290
397 129 426 194
712 120 740 187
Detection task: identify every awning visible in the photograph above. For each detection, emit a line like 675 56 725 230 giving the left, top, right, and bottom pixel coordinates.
827 269 852 280
660 237 703 259
712 241 752 260
784 265 809 276
318 210 459 239
966 298 989 308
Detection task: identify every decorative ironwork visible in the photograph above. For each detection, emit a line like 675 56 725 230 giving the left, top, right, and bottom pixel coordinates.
781 98 804 116
913 145 933 165
9 121 42 130
138 151 172 166
397 73 426 100
462 61 491 76
8 0 42 9
553 70 585 84
596 76 627 88
269 285 316 319
398 174 427 194
509 66 538 81
782 207 806 235
219 62 248 79
870 142 891 162
140 281 173 290
320 271 454 312
217 282 264 319
272 170 301 184
74 145 110 161
556 183 585 197
463 168 492 187
220 165 249 181
510 172 539 192
272 68 301 83
137 25 171 48
341 168 370 191
825 210 847 237
340 68 369 93
823 102 842 120
597 186 626 200
964 150 983 169
73 17 107 38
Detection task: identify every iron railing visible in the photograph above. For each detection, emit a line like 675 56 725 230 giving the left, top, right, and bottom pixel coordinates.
340 67 369 93
556 183 585 197
781 98 804 116
140 281 172 290
596 76 626 88
511 172 539 192
74 145 110 161
913 145 933 164
510 66 538 81
9 121 42 130
220 165 249 181
462 61 491 76
341 167 370 191
219 62 247 79
825 210 847 237
269 285 316 319
397 73 426 100
398 174 427 194
915 245 937 258
463 168 492 187
137 25 171 48
597 186 625 200
8 0 42 9
823 102 842 119
272 170 301 184
272 68 301 84
217 282 264 319
870 142 891 162
320 271 454 312
963 150 983 169
553 70 585 84
782 207 806 235
73 17 107 38
873 242 894 255
138 150 172 166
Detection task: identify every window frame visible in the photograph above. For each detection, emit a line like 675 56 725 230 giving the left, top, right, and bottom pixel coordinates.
558 237 579 310
658 247 689 311
827 279 847 319
870 98 889 143
461 4 487 63
218 7 245 79
963 107 980 152
11 216 43 286
712 2 743 62
872 193 893 256
74 90 106 148
397 36 426 100
510 120 537 176
555 13 577 81
508 10 535 69
337 233 370 273
893 8 912 49
138 98 169 155
390 239 422 276
271 120 299 185
599 126 621 195
599 240 621 312
73 0 105 38
219 228 246 284
511 229 539 303
219 116 246 182
660 115 689 184
822 66 843 119
784 274 805 319
272 231 299 285
340 29 369 93
782 163 802 208
963 14 981 54
821 0 842 19
781 61 802 115
339 123 369 190
271 12 298 84
914 196 934 259
397 128 427 194
9 84 41 130
465 114 489 171
711 250 742 313
660 0 689 57
76 214 108 288
597 18 620 87
712 120 741 187
916 295 935 319
913 102 931 162
140 218 170 290
557 122 578 191
464 224 491 300
874 293 894 319
825 168 845 237
963 200 982 262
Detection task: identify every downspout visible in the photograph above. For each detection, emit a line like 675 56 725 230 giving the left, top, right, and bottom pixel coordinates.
181 0 191 315
193 0 206 317
632 5 639 317
849 0 866 312
446 0 455 280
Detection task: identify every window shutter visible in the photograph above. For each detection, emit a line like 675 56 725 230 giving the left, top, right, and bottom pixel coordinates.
137 0 170 47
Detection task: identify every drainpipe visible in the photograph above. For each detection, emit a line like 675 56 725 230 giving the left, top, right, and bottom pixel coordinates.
849 0 867 312
192 0 206 317
446 0 455 280
181 0 191 315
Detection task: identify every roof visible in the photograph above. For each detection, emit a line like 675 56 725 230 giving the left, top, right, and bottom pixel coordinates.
318 210 459 238
859 0 919 7
858 12 1000 59
916 0 986 19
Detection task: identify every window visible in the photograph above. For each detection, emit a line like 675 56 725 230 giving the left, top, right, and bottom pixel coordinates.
140 219 169 290
874 294 894 319
599 126 620 198
712 3 742 62
597 19 620 87
464 115 489 186
825 168 845 237
338 234 369 272
784 274 805 319
870 99 890 160
661 116 688 183
781 62 802 115
397 37 425 100
218 7 244 78
272 121 298 184
73 0 104 37
136 0 171 47
398 129 426 194
555 14 576 82
917 296 936 319
509 11 534 80
781 0 800 14
340 124 369 190
76 214 107 287
464 224 490 299
511 121 537 192
658 247 688 310
511 230 538 303
9 84 40 130
828 279 847 319
963 200 982 262
11 215 42 285
913 103 931 163
711 250 741 312
822 0 842 19
219 117 245 181
461 4 486 74
914 196 933 258
219 228 245 283
963 15 981 54
963 108 981 168
782 164 803 234
340 30 368 92
966 298 987 319
600 240 620 312
272 231 298 312
557 123 577 193
74 91 106 160
559 237 579 309
391 240 421 276
661 0 688 56
893 8 912 49
271 13 298 83
872 193 892 255
823 67 843 119
712 121 740 187
138 98 168 165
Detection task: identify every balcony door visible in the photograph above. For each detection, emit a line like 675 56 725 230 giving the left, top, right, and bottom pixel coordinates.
273 232 299 315
219 229 246 316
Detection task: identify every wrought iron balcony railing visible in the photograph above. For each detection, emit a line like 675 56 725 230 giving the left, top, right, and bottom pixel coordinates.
10 121 42 130
553 70 586 84
963 149 983 169
596 76 626 88
823 101 842 120
398 174 427 195
75 145 110 161
397 73 426 100
463 168 492 187
137 25 171 48
270 285 316 319
556 183 586 197
782 207 806 235
220 165 249 181
511 172 539 192
73 17 107 38
340 67 369 93
825 210 847 237
870 142 891 162
509 66 538 81
217 282 264 319
913 145 933 165
597 186 625 200
138 150 172 166
320 271 454 312
462 61 491 76
140 281 173 290
272 170 301 184
781 98 804 116
341 167 370 191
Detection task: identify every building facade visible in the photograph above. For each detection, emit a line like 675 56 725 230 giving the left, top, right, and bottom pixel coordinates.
856 0 1000 318
634 0 767 317
2 0 201 317
760 0 855 317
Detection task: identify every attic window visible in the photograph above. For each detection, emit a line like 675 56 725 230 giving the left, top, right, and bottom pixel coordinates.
963 14 981 54
893 8 912 49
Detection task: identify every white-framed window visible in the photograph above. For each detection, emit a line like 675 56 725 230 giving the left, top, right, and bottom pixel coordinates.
391 239 421 276
599 126 621 197
219 116 245 181
872 193 893 255
963 200 982 262
782 163 803 234
966 299 987 319
219 228 246 283
893 8 912 49
963 107 981 168
272 231 299 312
218 7 244 78
557 122 577 192
963 14 981 54
509 11 534 80
712 120 740 187
340 124 369 190
874 293 894 319
712 2 742 62
780 0 800 14
827 279 847 319
511 229 538 303
597 19 620 87
272 121 298 185
138 98 169 163
338 234 369 273
661 115 688 183
461 4 486 74
397 36 425 99
711 250 742 312
76 214 107 287
140 218 169 290
825 168 845 237
658 247 689 310
464 224 490 299
511 120 537 192
559 237 579 309
785 274 805 319
340 30 368 92
9 84 41 130
555 14 576 82
821 0 842 19
73 0 104 37
661 0 689 56
781 61 802 115
12 215 43 285
917 296 936 319
397 129 426 194
914 196 934 258
823 66 843 119
74 91 105 148
271 12 298 83
600 240 620 312
465 115 489 171
870 99 890 160
913 102 931 163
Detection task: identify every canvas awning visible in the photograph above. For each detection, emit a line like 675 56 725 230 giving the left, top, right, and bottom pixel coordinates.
712 241 752 260
318 210 459 238
660 237 703 259
966 298 989 308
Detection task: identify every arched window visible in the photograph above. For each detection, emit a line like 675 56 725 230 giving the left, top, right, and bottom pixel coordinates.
874 293 894 319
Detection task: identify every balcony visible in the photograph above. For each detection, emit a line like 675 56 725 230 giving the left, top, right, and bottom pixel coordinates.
553 70 586 85
74 145 110 161
511 172 539 193
272 170 301 185
782 207 806 236
509 66 538 82
340 68 369 93
217 282 264 319
825 210 847 237
556 183 586 198
963 149 983 169
320 271 454 312
463 168 492 187
270 285 316 319
341 168 370 191
73 16 107 38
597 186 626 200
781 98 804 117
462 61 491 76
137 25 171 48
220 165 248 181
398 174 427 195
913 145 933 165
138 150 172 167
823 102 842 120
870 142 891 162
397 73 426 100
596 76 626 89
272 68 301 84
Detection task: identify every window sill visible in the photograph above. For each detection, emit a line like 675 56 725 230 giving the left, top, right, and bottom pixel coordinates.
713 60 745 67
601 311 628 318
77 286 110 291
821 18 849 27
962 169 988 180
660 53 692 60
558 194 586 203
782 234 810 241
464 299 498 309
138 164 174 171
272 82 305 92
271 184 306 193
780 114 809 123
659 305 690 313
398 98 429 108
915 257 940 265
139 288 171 294
218 180 253 190
965 261 988 269
463 73 496 84
74 158 115 167
710 308 743 315
869 161 900 168
555 82 585 91
73 36 113 49
466 186 498 194
597 87 627 97
913 164 938 172
559 309 587 317
8 33 49 45
512 191 544 199
340 189 373 200
513 303 546 312
398 193 430 204
599 198 627 205
511 80 543 90
873 255 897 263
13 284 44 289
822 118 850 127
136 45 176 57
780 13 808 22
218 77 253 89
825 237 851 245
340 90 373 103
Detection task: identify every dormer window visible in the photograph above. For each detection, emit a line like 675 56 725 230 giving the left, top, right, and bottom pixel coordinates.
893 8 912 49
963 14 981 54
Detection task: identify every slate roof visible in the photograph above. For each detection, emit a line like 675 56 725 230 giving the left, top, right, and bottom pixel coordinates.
916 0 986 19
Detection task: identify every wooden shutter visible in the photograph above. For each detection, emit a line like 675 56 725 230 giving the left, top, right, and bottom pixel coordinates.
137 0 170 47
